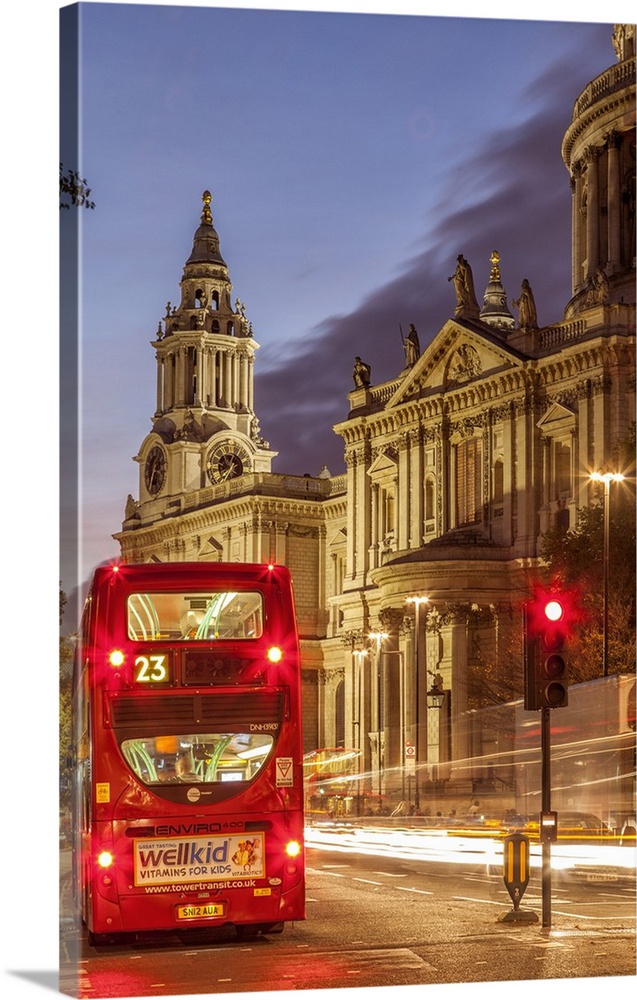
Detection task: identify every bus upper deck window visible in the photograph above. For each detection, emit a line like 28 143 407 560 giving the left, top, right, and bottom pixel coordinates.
127 591 264 641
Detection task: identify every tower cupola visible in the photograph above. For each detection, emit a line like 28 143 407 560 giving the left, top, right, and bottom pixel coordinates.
150 190 259 433
479 250 515 331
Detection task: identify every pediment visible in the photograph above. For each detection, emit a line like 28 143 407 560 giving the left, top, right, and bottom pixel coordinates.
386 319 526 407
537 401 577 433
367 448 399 478
328 526 347 548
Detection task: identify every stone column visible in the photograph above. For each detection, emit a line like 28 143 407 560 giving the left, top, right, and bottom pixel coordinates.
345 450 357 580
155 353 163 415
369 482 379 570
410 428 423 548
606 131 622 274
356 443 371 582
195 346 203 406
584 146 600 281
448 613 469 764
378 608 408 796
176 346 185 406
247 355 255 411
216 349 224 406
503 404 515 546
571 165 584 294
225 353 234 407
240 353 249 409
232 352 240 408
398 434 409 551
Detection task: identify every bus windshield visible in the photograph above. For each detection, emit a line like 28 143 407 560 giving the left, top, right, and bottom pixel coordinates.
127 591 263 641
120 732 274 786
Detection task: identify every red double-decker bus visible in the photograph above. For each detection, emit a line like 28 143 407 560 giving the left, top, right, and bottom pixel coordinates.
72 562 305 942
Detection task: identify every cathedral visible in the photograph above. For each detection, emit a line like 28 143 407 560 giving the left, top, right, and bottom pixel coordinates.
114 25 635 812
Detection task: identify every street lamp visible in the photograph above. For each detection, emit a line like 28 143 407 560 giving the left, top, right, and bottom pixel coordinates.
427 672 451 771
590 471 625 677
406 595 429 808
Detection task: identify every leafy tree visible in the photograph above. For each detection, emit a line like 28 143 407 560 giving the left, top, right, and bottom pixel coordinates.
60 163 95 210
540 442 636 681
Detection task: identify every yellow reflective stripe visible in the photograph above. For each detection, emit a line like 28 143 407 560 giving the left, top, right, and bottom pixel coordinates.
505 840 514 881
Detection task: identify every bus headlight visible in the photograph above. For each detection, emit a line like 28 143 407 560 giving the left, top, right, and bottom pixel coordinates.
267 646 283 663
97 850 114 869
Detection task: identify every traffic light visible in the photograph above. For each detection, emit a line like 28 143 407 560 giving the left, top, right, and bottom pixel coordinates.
524 590 570 711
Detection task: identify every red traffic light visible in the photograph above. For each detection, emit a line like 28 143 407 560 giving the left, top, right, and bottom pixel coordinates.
523 586 572 711
525 587 574 639
543 599 564 623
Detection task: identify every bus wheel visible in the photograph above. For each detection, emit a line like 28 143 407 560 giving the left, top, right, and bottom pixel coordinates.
87 929 120 947
235 924 259 941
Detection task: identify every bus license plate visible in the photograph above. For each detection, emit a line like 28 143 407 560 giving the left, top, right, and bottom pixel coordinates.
177 903 225 919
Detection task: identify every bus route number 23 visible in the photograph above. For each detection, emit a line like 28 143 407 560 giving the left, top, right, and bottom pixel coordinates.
134 653 170 684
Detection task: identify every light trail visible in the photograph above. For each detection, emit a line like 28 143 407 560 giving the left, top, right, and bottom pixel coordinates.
305 823 637 877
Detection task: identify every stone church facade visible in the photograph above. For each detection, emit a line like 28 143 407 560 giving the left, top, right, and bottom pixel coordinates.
115 26 635 810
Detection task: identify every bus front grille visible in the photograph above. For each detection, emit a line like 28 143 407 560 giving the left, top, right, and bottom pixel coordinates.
107 690 285 729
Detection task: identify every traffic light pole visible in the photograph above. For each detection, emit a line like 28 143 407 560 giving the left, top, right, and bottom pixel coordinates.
524 589 572 928
541 705 551 928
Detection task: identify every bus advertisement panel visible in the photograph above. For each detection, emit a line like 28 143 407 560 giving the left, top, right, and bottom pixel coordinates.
72 562 305 942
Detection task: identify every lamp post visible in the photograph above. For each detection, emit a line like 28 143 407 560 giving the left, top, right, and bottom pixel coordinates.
590 471 625 677
368 631 388 795
406 595 429 808
427 674 451 771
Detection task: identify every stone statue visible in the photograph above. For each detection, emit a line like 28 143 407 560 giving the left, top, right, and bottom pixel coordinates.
124 494 139 520
404 324 421 367
512 279 538 330
612 24 635 62
448 255 479 318
353 356 371 388
586 266 610 306
176 409 202 441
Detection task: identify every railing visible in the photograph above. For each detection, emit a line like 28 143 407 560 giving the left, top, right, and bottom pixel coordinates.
179 470 346 511
540 319 586 351
368 379 402 407
572 56 635 120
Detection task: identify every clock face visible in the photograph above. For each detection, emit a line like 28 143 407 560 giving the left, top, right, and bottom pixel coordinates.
145 445 166 495
206 442 250 484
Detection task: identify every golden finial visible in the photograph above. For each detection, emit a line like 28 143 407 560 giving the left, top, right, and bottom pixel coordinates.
201 190 212 224
489 250 501 283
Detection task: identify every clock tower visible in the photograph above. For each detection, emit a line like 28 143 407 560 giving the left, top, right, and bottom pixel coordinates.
132 191 277 522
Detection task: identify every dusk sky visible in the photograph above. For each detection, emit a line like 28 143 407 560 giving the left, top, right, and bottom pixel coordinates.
3 1 634 999
56 0 630 626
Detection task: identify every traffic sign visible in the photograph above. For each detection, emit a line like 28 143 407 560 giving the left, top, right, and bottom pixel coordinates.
498 832 538 924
